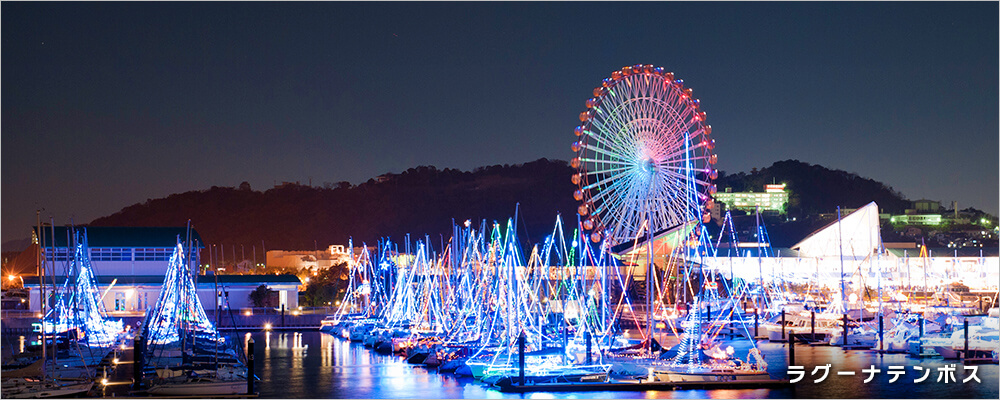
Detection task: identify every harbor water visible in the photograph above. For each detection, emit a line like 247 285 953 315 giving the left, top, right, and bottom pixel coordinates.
247 330 997 399
3 329 997 398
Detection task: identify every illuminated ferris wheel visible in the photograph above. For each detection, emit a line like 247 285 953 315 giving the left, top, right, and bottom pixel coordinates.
571 64 717 246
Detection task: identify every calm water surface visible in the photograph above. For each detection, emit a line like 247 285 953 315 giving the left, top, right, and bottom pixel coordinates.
2 330 995 398
243 331 998 399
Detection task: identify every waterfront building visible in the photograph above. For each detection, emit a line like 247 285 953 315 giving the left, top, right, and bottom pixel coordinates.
266 245 354 271
21 226 299 315
792 202 881 260
22 274 301 315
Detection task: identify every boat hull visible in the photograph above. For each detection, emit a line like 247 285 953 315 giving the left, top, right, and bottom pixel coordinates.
147 380 247 396
655 369 770 382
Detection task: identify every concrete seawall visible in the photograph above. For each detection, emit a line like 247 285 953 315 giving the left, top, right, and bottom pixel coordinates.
1 310 327 335
209 310 326 330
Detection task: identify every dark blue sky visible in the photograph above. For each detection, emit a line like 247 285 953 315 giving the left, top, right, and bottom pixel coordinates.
3 2 997 244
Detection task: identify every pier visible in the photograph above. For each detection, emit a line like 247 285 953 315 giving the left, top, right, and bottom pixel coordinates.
494 378 792 393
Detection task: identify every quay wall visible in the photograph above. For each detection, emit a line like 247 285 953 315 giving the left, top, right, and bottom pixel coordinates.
1 309 326 335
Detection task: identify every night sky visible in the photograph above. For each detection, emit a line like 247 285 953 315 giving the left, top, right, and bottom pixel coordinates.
2 2 997 245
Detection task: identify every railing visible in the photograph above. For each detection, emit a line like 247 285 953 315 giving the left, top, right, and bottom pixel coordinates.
1 310 40 319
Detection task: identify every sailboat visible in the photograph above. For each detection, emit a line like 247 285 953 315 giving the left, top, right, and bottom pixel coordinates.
0 378 94 399
2 227 119 397
141 232 250 396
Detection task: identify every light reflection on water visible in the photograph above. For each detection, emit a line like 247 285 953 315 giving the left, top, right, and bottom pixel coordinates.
242 331 996 399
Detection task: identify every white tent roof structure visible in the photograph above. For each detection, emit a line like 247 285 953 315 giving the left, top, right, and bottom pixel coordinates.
791 202 881 260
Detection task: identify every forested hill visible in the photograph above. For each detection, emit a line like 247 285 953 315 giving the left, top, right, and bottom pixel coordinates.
715 160 911 215
89 159 580 250
88 158 911 249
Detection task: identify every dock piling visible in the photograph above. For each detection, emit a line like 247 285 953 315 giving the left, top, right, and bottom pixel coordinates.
248 337 255 395
878 315 884 353
916 314 924 354
518 332 526 386
132 334 144 391
789 330 795 366
754 308 759 338
781 309 786 341
810 311 815 342
963 318 969 360
842 314 848 347
918 314 923 338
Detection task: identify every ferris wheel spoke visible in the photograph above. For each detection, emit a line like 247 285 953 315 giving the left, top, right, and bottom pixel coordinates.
589 175 639 212
593 178 644 232
591 116 640 155
582 143 633 163
658 149 709 167
596 109 639 147
653 183 689 220
583 167 636 191
586 128 638 160
582 165 634 178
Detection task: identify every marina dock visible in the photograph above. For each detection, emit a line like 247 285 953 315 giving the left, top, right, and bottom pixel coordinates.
494 378 793 393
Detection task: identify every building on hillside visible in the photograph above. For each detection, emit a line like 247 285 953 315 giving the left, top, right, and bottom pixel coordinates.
823 208 891 221
913 199 942 213
712 183 790 215
890 214 944 226
266 245 354 271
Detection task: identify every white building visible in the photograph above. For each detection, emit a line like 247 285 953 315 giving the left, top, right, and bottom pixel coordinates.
23 274 301 316
22 226 299 315
266 245 354 270
713 183 790 215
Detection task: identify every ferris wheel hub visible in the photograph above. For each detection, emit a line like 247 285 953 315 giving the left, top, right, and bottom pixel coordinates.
640 158 656 175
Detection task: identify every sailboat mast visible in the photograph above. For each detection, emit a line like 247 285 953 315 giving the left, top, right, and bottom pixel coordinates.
756 207 764 310
50 217 58 367
836 207 848 315
37 211 46 379
921 238 928 308
646 210 654 352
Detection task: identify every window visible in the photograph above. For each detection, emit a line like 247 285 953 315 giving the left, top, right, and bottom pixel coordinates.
114 292 126 311
91 248 132 261
43 248 71 262
135 248 171 261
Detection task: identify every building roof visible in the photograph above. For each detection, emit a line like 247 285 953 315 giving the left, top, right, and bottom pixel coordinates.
611 220 698 257
22 274 301 286
31 226 204 248
791 202 881 258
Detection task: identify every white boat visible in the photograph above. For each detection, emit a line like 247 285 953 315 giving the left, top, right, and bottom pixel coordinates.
828 326 877 348
3 359 97 380
318 315 338 332
484 364 611 385
762 311 842 342
1 378 94 399
655 366 771 382
146 375 247 396
654 346 770 382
